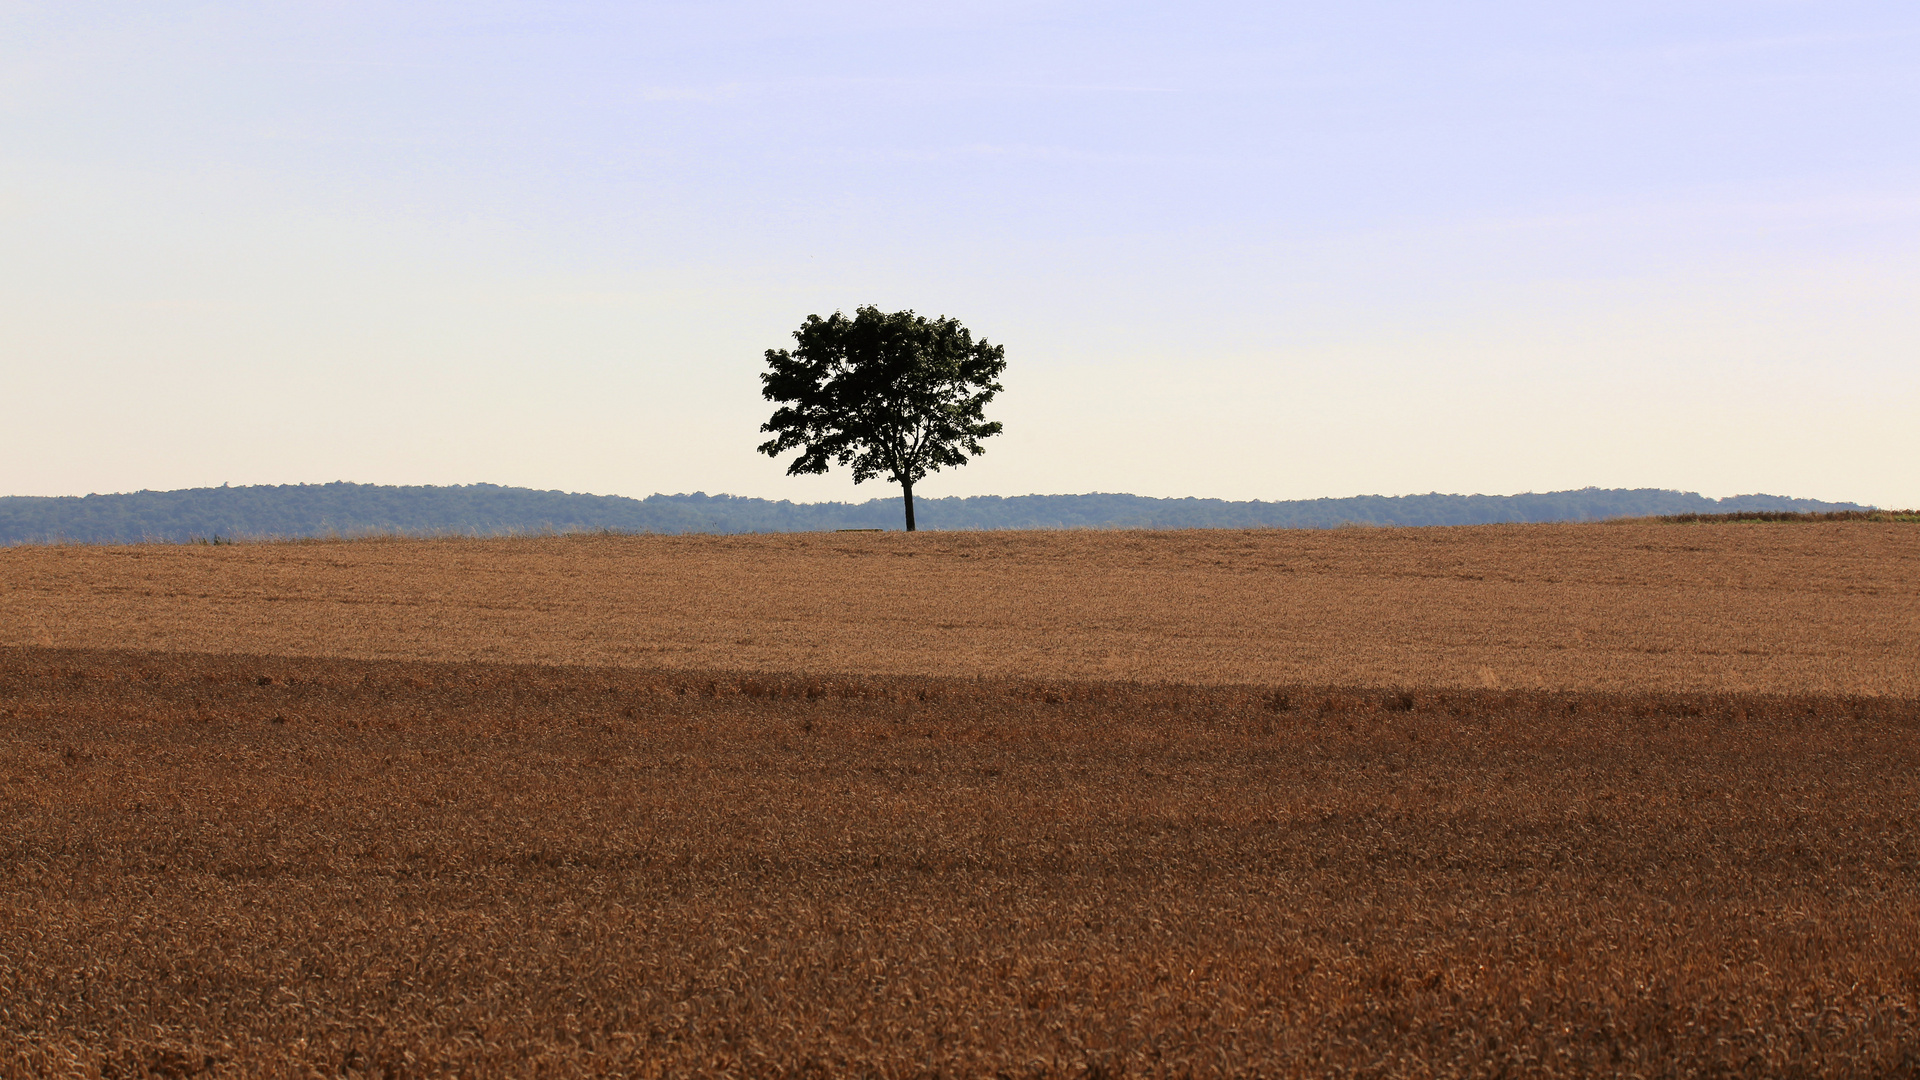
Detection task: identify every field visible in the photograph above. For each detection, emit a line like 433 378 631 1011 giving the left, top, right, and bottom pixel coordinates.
4 523 1917 694
2 524 1918 1076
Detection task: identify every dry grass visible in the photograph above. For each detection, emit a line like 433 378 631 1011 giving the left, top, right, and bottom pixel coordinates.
1648 511 1920 524
2 647 1917 1076
2 523 1916 694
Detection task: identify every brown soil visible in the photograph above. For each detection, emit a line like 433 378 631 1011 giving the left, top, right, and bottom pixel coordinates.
3 522 1916 694
4 647 1917 1077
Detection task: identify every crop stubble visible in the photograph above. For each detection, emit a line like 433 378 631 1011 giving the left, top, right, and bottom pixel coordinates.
4 648 1918 1076
2 524 1917 1075
3 522 1916 694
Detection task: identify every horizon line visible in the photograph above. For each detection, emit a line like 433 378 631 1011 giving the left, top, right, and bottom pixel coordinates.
0 481 1876 508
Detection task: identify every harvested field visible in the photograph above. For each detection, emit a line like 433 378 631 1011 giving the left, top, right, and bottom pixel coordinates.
3 522 1917 694
2 647 1917 1076
3 523 1917 1074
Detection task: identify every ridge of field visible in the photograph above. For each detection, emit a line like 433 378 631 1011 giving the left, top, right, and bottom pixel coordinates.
0 482 1873 544
4 647 1915 1076
3 522 1914 696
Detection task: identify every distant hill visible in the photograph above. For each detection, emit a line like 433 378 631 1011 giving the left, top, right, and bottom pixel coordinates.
0 483 1874 545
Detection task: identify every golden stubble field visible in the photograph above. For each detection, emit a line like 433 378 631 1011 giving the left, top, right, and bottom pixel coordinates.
2 522 1916 694
2 522 1918 1076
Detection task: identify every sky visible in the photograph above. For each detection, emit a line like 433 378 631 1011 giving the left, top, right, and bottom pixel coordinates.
2 1 1916 507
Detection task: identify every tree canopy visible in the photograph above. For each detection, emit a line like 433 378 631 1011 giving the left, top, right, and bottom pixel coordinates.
757 306 1006 531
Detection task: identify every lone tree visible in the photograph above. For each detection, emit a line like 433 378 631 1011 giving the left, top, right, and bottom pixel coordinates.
758 306 1006 532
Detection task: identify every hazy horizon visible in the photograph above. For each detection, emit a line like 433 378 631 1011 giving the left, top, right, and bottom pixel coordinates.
4 3 1915 507
0 479 1883 507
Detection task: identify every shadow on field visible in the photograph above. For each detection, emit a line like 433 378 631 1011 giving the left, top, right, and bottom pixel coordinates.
3 647 1918 1077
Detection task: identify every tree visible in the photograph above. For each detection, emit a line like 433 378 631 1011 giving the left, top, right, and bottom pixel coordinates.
757 306 1006 532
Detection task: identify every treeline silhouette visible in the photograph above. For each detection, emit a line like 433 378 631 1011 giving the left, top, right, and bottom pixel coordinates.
0 483 1875 544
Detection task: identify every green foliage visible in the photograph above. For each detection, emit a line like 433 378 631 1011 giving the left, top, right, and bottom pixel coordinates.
758 306 1005 530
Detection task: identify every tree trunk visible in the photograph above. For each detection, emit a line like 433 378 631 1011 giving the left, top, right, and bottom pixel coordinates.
901 478 916 532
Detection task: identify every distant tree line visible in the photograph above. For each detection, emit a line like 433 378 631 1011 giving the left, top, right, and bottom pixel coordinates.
0 482 1876 545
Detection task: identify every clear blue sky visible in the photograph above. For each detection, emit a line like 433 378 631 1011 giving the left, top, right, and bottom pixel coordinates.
4 2 1916 506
